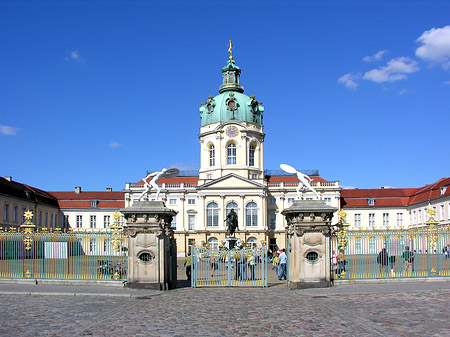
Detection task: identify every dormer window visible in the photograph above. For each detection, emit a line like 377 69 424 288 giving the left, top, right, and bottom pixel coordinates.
441 186 448 196
91 200 98 207
368 198 375 206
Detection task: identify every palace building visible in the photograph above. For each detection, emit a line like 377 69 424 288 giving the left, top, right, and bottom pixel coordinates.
123 47 341 256
2 45 448 259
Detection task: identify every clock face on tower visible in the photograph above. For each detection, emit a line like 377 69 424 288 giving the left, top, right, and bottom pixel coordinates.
226 126 238 138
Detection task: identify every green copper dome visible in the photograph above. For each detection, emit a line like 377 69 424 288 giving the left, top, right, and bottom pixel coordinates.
199 58 264 126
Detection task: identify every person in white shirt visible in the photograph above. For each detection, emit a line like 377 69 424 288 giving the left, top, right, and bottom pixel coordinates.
278 248 287 280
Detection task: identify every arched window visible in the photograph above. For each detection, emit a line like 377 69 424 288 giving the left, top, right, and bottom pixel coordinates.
208 237 219 250
206 202 219 227
226 201 238 217
246 202 258 227
247 237 257 248
227 143 236 165
249 145 255 166
209 145 215 166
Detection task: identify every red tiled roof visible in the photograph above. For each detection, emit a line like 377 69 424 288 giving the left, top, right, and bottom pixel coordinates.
341 178 450 208
341 188 417 198
343 198 411 207
408 177 450 205
49 191 124 200
57 200 124 208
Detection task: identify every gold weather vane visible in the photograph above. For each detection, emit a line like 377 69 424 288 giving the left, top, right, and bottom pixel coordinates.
228 40 233 60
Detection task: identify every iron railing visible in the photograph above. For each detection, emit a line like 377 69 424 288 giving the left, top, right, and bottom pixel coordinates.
0 228 127 281
191 246 267 287
331 226 450 280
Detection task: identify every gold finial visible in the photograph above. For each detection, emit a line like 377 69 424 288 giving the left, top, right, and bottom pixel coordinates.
228 40 233 60
24 210 33 221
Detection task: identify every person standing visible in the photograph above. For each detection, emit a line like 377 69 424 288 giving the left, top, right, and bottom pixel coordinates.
402 246 413 273
377 248 389 274
248 254 256 280
184 253 192 281
338 249 346 274
278 248 287 280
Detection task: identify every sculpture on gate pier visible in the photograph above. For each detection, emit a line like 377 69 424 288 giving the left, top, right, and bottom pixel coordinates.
138 168 180 201
280 164 320 199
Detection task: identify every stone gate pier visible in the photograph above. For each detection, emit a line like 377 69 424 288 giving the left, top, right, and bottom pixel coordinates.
282 200 337 289
121 201 177 290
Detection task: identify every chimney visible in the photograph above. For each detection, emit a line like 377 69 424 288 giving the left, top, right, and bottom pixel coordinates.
75 186 82 194
5 176 12 181
106 187 112 192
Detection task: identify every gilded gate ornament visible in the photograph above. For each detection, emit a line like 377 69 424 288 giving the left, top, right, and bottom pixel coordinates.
21 210 35 250
110 211 123 252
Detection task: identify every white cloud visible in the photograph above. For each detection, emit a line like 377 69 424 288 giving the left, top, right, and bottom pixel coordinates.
109 142 122 148
65 50 84 63
363 57 419 83
399 88 408 95
443 80 450 85
0 125 18 136
416 25 450 69
338 73 359 89
362 50 388 62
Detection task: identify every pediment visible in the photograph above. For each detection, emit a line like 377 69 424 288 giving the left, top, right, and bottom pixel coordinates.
199 173 265 190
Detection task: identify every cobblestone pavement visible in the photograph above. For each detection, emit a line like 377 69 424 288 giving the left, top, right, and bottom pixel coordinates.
1 282 450 336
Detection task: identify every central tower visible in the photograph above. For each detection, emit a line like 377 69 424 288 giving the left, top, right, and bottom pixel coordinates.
198 41 265 184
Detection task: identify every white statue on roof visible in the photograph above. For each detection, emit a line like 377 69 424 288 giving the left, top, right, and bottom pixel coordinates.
280 164 320 200
138 168 180 201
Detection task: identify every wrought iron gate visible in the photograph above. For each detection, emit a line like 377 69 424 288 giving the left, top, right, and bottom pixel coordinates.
191 246 267 287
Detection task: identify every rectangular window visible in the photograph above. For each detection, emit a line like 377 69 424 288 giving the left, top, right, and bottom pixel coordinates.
250 173 258 179
188 215 195 231
368 198 375 206
103 239 110 252
382 213 389 227
171 215 177 229
13 205 18 223
91 200 98 207
38 211 42 226
440 204 445 220
324 197 331 204
22 207 26 222
269 213 276 231
63 215 69 227
287 198 294 204
354 214 361 227
103 215 110 228
50 213 53 227
227 145 236 165
397 213 403 227
187 199 195 205
355 237 362 253
76 215 82 228
45 212 48 226
369 237 376 253
268 197 276 205
90 215 96 228
418 209 422 223
89 239 96 253
206 174 212 180
169 199 177 205
413 211 416 224
3 203 9 222
369 213 375 227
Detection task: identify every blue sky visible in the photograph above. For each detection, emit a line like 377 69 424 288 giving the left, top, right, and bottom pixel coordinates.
1 0 449 191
